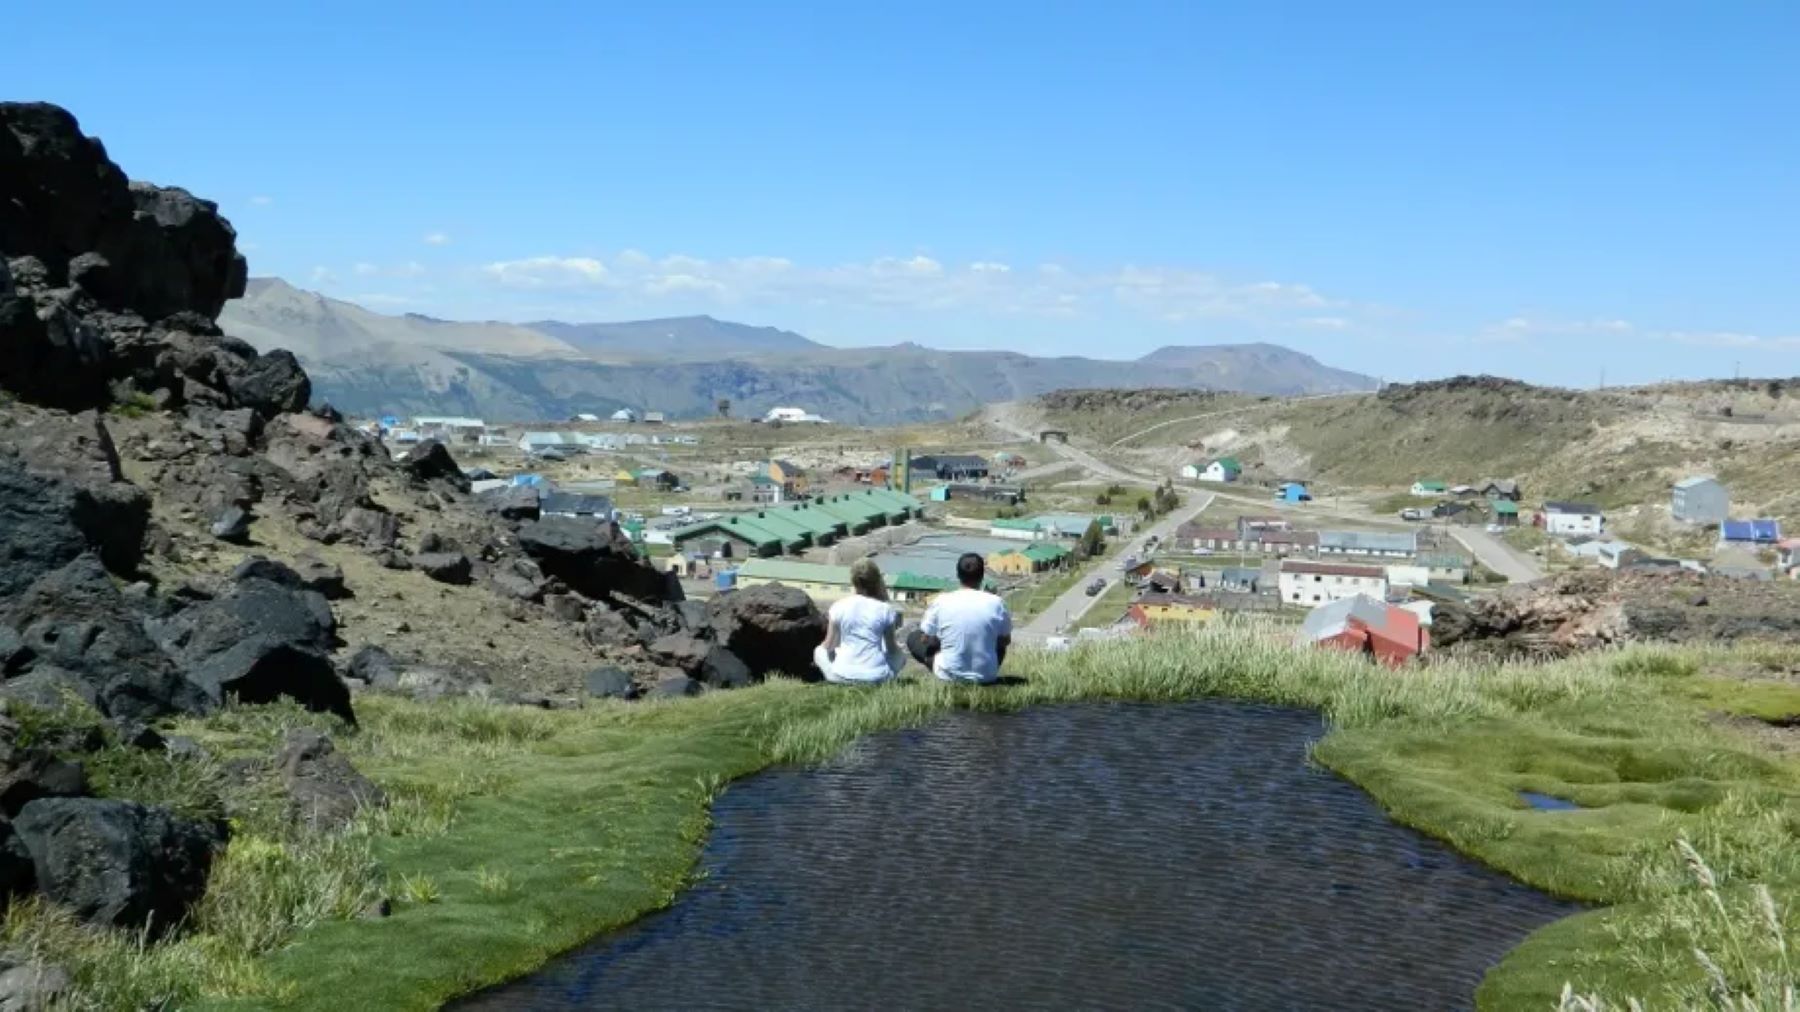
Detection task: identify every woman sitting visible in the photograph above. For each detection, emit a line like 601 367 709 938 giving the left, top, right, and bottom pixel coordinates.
813 558 906 684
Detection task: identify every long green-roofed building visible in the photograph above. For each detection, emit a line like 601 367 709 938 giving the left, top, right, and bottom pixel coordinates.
671 488 924 558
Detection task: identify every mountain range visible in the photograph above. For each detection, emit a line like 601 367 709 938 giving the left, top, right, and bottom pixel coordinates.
218 278 1379 424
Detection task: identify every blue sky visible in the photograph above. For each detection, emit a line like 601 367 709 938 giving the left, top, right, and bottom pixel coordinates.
13 1 1798 384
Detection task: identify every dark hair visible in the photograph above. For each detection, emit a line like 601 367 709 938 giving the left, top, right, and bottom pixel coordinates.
956 552 985 588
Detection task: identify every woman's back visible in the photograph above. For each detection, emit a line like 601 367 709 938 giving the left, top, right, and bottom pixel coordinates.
825 594 900 682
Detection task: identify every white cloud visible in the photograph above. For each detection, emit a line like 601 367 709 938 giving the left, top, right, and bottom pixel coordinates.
481 256 609 287
353 261 428 279
1668 330 1800 350
423 231 452 246
353 262 380 277
309 266 336 284
1472 316 1639 344
472 249 1357 324
249 195 273 206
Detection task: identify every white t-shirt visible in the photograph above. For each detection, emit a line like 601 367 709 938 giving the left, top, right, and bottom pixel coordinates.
921 588 1012 684
826 595 901 683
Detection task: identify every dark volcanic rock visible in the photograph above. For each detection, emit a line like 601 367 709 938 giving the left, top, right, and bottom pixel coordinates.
345 645 401 689
0 102 309 416
643 670 699 700
705 584 827 680
150 574 351 722
0 753 88 818
209 504 251 542
0 411 149 595
517 517 668 602
649 632 710 674
402 439 470 492
0 817 35 898
1 556 210 721
583 665 637 701
698 646 753 689
232 553 347 599
13 797 220 936
411 551 473 585
481 484 540 522
277 729 385 832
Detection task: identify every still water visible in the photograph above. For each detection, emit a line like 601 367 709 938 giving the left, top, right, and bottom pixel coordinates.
461 701 1576 1010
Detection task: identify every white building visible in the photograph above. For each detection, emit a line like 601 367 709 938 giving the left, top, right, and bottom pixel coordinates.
611 408 638 423
1541 502 1604 537
1317 530 1419 558
1279 560 1389 607
518 431 583 454
764 406 829 424
413 416 486 442
1384 564 1432 589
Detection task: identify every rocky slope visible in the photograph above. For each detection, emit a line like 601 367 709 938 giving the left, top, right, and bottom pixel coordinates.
0 102 827 960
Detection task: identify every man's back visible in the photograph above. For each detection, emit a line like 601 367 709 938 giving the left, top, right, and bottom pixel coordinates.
921 588 1012 684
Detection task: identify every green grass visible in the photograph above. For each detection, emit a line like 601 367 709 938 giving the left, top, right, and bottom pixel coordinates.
16 630 1800 1010
1070 578 1135 631
1003 565 1091 621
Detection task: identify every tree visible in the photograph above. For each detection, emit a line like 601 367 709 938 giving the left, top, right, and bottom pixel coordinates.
1080 519 1105 558
1095 493 1111 506
716 397 731 419
1136 495 1152 516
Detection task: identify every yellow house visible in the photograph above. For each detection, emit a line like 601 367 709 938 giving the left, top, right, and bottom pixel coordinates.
986 549 1035 577
613 468 638 486
1128 596 1219 630
733 559 851 604
767 459 808 493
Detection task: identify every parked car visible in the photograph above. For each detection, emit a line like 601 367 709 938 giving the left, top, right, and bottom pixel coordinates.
1485 523 1505 534
1399 508 1425 521
1085 578 1107 596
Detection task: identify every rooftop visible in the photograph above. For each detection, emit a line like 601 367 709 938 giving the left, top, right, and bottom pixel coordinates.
1543 501 1603 515
1318 530 1419 554
736 559 852 585
1281 560 1387 579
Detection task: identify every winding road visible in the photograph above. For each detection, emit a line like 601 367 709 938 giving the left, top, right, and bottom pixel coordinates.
1017 492 1216 641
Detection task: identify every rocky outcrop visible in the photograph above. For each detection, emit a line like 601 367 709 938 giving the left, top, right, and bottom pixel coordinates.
0 556 210 722
402 439 469 492
517 517 670 602
13 797 220 937
0 410 149 596
705 584 826 680
147 569 351 722
0 103 304 416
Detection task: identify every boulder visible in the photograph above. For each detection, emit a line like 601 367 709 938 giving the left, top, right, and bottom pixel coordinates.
546 593 590 623
411 551 473 585
705 584 826 680
480 484 539 522
674 599 711 633
0 754 88 817
1 557 210 721
0 959 71 1012
583 665 636 701
490 570 546 603
699 646 753 689
209 504 251 542
0 411 149 595
276 729 385 833
232 553 347 599
582 606 639 649
402 440 469 492
0 817 36 898
13 797 220 936
149 574 351 722
345 645 401 689
643 670 699 700
517 517 668 602
649 632 710 674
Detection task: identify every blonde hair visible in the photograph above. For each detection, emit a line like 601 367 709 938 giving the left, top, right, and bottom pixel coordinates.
850 558 888 601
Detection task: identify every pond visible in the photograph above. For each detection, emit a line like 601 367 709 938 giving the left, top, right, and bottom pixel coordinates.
460 701 1578 1010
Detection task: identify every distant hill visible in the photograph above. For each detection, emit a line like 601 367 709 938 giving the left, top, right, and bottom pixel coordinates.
530 315 821 359
220 278 1381 424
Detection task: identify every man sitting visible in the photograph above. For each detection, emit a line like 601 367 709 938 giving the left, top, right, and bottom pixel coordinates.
908 553 1012 684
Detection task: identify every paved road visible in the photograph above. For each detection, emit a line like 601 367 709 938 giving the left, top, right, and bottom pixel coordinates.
1017 491 1216 641
1449 526 1545 583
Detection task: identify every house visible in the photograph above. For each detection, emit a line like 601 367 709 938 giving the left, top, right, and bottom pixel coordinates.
1777 538 1800 577
1410 480 1448 497
1480 479 1522 502
1237 516 1293 535
1415 553 1469 584
1185 457 1241 483
945 482 1025 505
986 549 1036 577
517 431 584 455
1539 502 1604 537
1490 499 1521 526
764 406 829 424
1721 519 1782 545
1278 560 1388 606
1297 595 1428 667
1275 482 1311 503
1023 541 1073 570
1449 484 1478 496
610 408 638 423
733 559 855 604
1218 567 1262 593
1128 594 1219 630
1671 476 1730 526
643 411 666 425
990 514 1110 542
635 468 680 491
767 459 808 493
413 416 486 443
1384 564 1431 589
538 492 615 523
1317 530 1419 558
910 454 990 481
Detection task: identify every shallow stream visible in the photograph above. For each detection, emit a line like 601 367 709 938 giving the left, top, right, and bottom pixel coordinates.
461 701 1576 1010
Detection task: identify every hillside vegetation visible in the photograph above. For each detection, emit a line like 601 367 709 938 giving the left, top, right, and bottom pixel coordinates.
1039 376 1800 515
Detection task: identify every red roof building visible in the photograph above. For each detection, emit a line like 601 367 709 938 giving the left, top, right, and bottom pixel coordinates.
1296 595 1428 667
